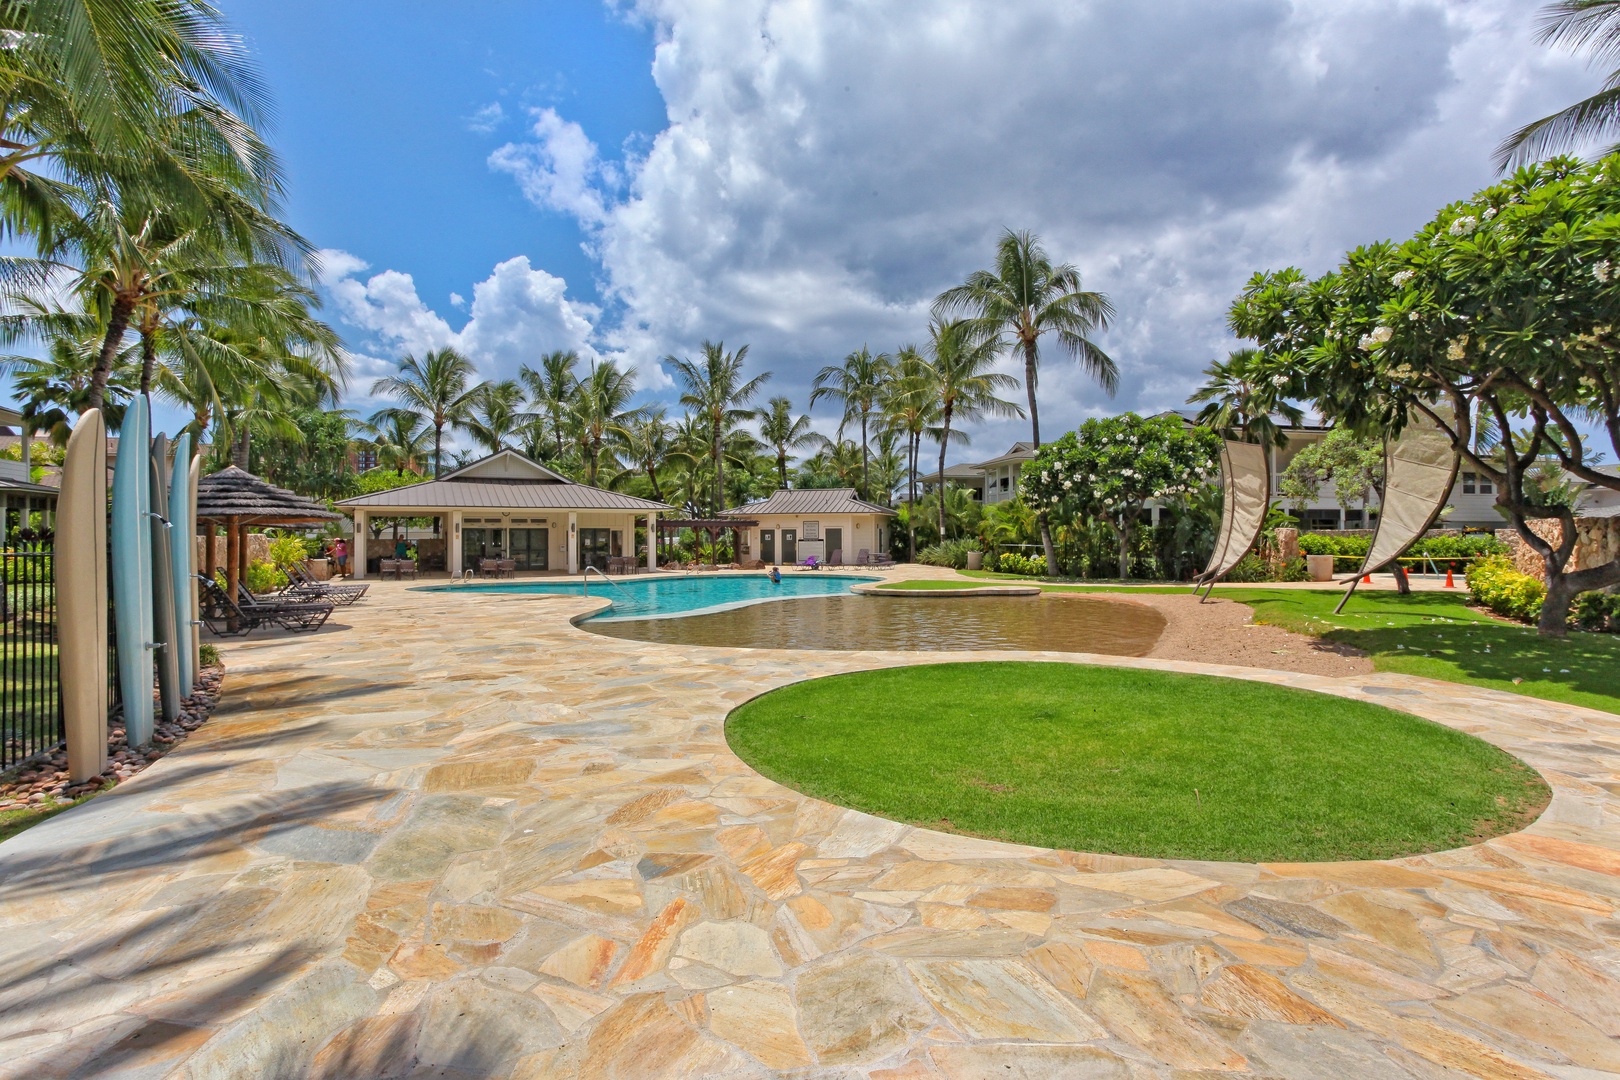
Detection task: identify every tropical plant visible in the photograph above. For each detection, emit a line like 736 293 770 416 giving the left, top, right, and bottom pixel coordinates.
755 396 816 490
1022 413 1221 581
1227 154 1620 633
926 317 1023 545
881 344 940 560
1498 0 1620 168
463 379 530 454
1187 347 1304 447
810 346 890 500
934 228 1116 569
1278 428 1384 521
571 358 637 486
667 340 768 513
358 410 430 476
609 406 684 504
370 347 479 477
519 349 579 463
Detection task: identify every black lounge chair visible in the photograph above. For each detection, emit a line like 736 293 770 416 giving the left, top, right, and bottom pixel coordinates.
197 575 333 635
285 560 368 605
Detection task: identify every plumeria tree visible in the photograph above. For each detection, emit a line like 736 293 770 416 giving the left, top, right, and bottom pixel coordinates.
1229 155 1620 634
1021 413 1219 580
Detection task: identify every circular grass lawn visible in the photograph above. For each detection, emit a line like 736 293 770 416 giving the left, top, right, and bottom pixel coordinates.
725 662 1549 863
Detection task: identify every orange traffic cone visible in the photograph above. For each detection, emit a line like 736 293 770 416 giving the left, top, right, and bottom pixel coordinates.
1362 573 1372 584
1445 566 1455 588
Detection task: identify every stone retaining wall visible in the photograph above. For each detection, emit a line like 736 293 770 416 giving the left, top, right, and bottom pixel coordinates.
1495 518 1620 580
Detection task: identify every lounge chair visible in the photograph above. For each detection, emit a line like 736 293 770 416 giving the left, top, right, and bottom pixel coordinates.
855 548 895 568
198 575 333 635
827 549 843 566
285 561 368 605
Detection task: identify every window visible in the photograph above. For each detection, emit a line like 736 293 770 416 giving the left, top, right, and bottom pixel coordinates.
1478 474 1493 494
355 449 378 472
1462 472 1476 494
999 476 1010 491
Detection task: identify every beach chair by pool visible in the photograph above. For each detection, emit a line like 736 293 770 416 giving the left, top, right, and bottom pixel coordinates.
826 549 842 566
199 576 333 635
286 561 368 605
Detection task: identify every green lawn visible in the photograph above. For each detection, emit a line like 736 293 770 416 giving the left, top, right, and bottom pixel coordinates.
727 662 1548 862
957 571 1620 715
0 788 103 844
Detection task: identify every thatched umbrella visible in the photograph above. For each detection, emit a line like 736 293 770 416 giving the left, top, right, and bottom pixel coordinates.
196 465 338 603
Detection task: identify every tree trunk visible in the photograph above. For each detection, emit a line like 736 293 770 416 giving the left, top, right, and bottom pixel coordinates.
434 422 444 478
714 424 725 513
139 324 158 395
234 426 250 470
908 431 918 562
937 407 952 544
860 414 869 501
1540 558 1620 635
1024 339 1059 575
1118 518 1131 582
777 453 787 490
85 294 136 414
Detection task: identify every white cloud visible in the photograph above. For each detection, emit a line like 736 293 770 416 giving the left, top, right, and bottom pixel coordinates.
466 101 506 134
319 251 612 410
449 292 467 310
483 0 1593 448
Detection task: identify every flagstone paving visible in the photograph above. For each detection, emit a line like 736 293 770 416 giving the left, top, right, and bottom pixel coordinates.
2 582 1619 1078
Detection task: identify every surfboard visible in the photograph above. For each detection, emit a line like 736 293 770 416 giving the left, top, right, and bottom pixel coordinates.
150 434 180 723
58 409 109 783
169 433 194 694
187 453 201 680
111 396 154 747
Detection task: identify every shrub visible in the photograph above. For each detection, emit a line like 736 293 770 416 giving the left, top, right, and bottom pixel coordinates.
243 560 288 595
1298 533 1371 558
996 552 1047 576
1466 556 1544 622
267 534 308 570
1409 534 1508 560
1224 553 1271 583
199 643 220 666
1572 590 1620 633
917 539 980 569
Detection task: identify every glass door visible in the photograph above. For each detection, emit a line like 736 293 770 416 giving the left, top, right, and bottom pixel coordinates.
462 527 505 572
760 529 775 564
579 528 611 571
509 528 549 570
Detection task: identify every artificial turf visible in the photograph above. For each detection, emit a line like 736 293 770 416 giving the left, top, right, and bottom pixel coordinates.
726 661 1549 862
956 572 1620 716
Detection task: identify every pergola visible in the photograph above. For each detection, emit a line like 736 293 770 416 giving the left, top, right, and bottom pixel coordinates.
196 466 338 601
656 518 757 565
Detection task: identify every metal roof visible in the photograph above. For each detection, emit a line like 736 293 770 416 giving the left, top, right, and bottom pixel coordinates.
336 477 671 512
721 488 896 517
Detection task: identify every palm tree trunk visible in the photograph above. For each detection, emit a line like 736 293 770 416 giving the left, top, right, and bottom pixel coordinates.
777 452 788 490
86 294 136 414
908 431 918 562
860 414 869 501
138 325 158 395
433 422 444 478
713 424 724 513
1025 342 1060 575
234 425 250 469
937 406 952 544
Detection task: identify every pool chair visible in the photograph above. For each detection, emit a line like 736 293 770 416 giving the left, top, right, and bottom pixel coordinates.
198 575 334 635
855 548 895 568
826 548 843 566
286 561 369 605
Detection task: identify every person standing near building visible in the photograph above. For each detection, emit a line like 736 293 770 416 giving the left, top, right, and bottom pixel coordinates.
333 538 349 577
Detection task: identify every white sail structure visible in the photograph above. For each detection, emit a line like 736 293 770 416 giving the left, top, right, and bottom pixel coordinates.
1196 439 1270 596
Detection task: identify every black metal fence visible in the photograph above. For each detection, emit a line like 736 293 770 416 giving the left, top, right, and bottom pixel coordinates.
1 532 62 770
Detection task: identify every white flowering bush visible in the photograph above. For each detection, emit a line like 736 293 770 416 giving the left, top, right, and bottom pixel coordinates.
1020 413 1220 579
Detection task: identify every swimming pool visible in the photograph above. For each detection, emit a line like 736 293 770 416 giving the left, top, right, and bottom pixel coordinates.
419 573 881 621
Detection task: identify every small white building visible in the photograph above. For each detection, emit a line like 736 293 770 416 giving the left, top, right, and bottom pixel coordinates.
721 488 897 566
335 449 670 577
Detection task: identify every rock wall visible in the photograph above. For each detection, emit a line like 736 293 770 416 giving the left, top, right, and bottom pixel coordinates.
1495 518 1620 581
194 532 270 570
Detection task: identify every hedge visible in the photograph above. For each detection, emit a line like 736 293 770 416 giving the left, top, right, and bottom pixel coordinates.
1465 556 1544 622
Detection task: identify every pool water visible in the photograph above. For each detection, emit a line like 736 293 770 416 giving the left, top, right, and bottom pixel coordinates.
423 573 881 621
588 593 1166 654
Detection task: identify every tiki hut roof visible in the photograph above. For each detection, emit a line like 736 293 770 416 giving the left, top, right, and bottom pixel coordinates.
196 465 339 525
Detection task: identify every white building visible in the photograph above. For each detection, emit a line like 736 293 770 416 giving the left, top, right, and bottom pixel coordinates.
720 488 896 566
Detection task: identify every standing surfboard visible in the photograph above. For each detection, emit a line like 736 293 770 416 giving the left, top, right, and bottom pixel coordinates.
169 433 194 694
150 434 180 723
58 409 109 784
111 396 154 747
187 452 201 681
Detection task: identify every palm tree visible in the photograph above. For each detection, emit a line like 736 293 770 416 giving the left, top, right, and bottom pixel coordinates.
609 406 683 503
927 318 1023 545
934 228 1115 570
1497 0 1620 168
370 347 480 477
881 344 941 560
463 379 530 454
518 349 579 464
571 359 637 486
810 346 890 500
360 411 431 476
667 340 769 513
1186 348 1304 447
755 396 816 490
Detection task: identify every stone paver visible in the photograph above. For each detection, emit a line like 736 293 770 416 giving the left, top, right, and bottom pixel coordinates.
1 582 1618 1078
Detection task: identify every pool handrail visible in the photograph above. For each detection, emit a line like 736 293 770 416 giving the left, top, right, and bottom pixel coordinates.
582 565 628 598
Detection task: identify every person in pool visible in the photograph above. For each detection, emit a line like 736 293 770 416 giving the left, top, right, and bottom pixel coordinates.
768 566 781 584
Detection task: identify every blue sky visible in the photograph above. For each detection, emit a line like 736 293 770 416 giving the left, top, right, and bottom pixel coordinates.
121 3 1613 457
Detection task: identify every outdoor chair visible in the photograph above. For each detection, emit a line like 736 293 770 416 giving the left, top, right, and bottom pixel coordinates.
379 558 399 579
497 559 515 578
479 558 500 578
827 548 843 566
198 575 333 635
398 559 419 580
286 561 368 605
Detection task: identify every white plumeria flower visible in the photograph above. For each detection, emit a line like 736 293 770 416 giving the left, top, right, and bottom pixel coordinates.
1448 215 1478 236
1391 270 1415 287
1594 260 1611 283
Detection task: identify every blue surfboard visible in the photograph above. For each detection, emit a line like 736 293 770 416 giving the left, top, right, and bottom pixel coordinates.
169 433 194 694
111 396 154 746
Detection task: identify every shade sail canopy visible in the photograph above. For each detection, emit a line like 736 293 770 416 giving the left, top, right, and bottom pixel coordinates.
1198 439 1270 585
195 465 338 525
1347 409 1459 580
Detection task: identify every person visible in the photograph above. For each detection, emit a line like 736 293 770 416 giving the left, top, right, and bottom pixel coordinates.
395 537 409 560
768 565 781 584
333 538 349 577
